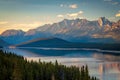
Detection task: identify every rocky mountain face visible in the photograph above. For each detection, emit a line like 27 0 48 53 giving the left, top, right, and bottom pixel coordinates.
0 30 25 44
1 29 25 37
0 17 120 44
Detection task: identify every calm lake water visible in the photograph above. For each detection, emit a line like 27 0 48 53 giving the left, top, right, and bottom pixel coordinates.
1 47 120 80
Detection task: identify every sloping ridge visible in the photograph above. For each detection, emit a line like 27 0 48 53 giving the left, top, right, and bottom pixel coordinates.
14 37 120 51
15 37 70 47
0 38 9 47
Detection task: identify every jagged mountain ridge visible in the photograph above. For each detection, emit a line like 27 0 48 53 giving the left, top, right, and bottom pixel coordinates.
0 17 120 44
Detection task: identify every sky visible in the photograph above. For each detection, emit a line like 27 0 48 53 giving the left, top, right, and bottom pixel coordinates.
0 0 120 34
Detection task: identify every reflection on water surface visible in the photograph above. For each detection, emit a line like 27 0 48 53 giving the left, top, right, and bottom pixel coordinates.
1 48 120 80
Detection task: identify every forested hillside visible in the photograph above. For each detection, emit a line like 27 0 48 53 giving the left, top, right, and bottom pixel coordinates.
0 50 98 80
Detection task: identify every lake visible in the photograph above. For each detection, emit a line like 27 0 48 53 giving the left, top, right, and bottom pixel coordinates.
1 47 120 80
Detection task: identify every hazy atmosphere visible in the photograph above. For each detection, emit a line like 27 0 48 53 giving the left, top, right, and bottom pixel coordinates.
0 0 120 80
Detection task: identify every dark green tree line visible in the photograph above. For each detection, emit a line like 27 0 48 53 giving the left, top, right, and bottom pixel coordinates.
0 50 99 80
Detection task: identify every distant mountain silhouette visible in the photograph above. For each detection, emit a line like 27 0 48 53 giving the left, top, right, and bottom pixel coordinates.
15 37 70 47
14 37 120 51
0 38 9 47
0 17 120 44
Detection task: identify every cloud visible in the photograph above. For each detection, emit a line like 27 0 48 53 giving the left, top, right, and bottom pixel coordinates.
60 4 78 9
67 11 83 18
112 2 119 5
69 4 78 9
60 4 67 7
57 15 64 18
104 0 119 5
0 21 46 34
115 10 120 17
57 11 83 19
0 21 8 25
12 21 44 30
67 13 78 17
104 0 112 2
116 13 120 17
60 4 64 7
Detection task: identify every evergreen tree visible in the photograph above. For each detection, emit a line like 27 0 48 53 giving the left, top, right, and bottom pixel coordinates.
0 50 99 80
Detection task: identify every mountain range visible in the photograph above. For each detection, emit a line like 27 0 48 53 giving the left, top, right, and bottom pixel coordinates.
15 37 120 51
0 17 120 44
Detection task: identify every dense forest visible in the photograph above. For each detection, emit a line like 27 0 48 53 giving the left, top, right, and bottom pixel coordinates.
0 50 99 80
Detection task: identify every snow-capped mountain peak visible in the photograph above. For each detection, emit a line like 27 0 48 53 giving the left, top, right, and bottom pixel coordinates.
1 29 25 37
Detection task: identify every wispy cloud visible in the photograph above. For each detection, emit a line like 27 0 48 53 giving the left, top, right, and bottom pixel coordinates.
116 13 120 17
60 4 64 7
57 15 64 18
104 0 112 2
60 3 78 9
115 10 120 17
104 0 119 5
0 21 8 25
67 11 83 18
69 4 78 9
112 2 119 5
0 21 45 34
60 4 67 7
11 21 44 31
57 11 83 19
